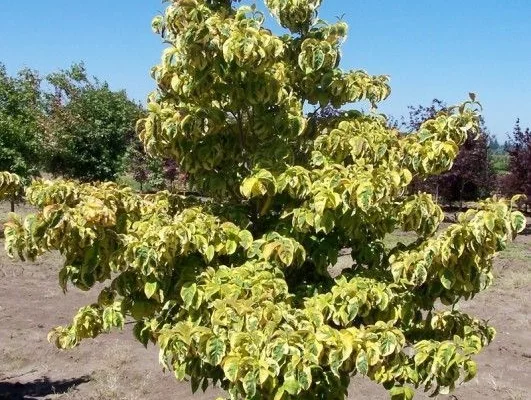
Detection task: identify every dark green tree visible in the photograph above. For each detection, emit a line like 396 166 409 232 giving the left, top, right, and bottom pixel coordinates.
0 63 44 211
489 137 501 152
43 63 143 182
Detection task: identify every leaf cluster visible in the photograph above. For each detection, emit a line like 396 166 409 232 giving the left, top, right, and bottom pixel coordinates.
401 99 495 204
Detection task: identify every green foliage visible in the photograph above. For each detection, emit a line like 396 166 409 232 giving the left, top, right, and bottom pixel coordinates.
491 152 509 174
0 64 43 180
43 63 143 182
0 62 142 187
1 1 526 399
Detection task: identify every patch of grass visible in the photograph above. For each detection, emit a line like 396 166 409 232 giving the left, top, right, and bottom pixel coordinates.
383 231 417 249
494 259 531 290
491 152 509 174
497 241 531 262
0 348 31 375
493 239 531 290
115 174 141 191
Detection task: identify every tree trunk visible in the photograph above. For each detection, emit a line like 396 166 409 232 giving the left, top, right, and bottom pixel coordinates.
10 197 15 213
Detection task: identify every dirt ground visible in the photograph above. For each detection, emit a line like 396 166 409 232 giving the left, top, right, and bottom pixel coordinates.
0 202 529 400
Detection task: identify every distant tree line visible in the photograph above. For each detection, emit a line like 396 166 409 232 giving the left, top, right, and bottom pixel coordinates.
1 63 529 212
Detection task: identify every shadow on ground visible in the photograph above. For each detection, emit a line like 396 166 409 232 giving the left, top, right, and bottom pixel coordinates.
0 376 90 399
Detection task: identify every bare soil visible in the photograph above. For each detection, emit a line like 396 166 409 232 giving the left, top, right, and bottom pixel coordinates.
1 202 529 400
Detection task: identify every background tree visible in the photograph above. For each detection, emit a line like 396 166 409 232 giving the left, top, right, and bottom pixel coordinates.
126 137 151 192
0 63 43 211
489 137 501 152
126 136 186 192
402 99 495 206
1 1 526 399
499 119 531 211
42 63 143 182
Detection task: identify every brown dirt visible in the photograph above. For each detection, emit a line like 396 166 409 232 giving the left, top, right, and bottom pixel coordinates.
1 202 529 400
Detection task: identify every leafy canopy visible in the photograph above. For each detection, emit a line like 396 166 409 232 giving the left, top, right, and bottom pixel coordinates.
43 63 143 182
402 99 495 205
0 63 43 180
0 1 526 399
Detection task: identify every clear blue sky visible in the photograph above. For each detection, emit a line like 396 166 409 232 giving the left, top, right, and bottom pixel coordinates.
1 1 530 140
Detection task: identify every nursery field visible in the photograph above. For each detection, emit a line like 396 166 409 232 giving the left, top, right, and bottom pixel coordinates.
1 202 529 400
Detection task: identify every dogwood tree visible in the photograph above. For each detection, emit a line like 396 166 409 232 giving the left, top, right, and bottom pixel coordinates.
1 1 526 399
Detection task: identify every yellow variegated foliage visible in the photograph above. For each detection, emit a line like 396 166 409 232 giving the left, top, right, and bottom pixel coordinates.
0 171 22 200
1 1 527 399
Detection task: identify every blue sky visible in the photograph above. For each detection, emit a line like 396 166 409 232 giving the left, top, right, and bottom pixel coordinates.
1 0 529 140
